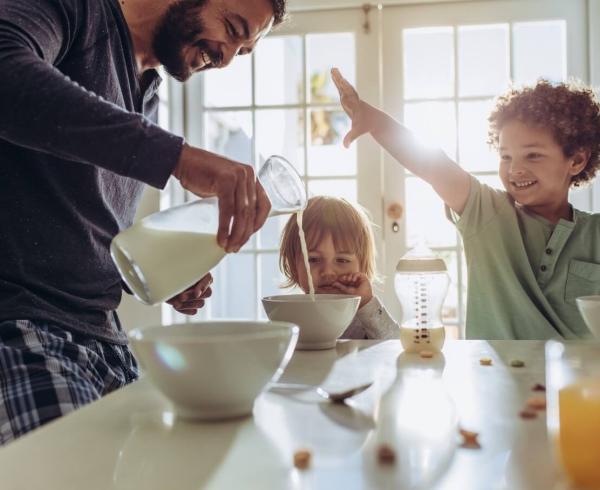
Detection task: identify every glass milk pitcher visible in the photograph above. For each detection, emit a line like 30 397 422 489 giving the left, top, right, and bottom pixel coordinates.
394 245 449 353
111 156 306 305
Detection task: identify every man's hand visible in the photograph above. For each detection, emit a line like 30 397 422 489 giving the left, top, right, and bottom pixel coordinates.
331 67 373 148
166 273 213 315
173 145 271 253
332 272 373 308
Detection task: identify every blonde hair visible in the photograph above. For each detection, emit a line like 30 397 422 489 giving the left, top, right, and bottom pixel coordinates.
279 196 377 288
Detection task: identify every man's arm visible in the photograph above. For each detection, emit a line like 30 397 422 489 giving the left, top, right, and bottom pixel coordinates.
0 0 181 188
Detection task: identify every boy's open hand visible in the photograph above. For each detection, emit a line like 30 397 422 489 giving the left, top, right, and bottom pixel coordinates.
333 272 373 308
331 67 371 148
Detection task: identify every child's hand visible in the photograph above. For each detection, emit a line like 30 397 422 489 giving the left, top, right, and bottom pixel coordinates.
333 272 373 308
331 68 373 148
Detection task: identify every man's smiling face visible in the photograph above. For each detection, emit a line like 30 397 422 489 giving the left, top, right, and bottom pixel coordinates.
152 0 275 81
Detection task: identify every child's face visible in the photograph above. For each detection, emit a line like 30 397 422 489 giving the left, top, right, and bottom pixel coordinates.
295 233 361 293
498 120 581 210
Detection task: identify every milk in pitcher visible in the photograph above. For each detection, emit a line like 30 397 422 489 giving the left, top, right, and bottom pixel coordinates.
112 155 308 307
111 225 225 306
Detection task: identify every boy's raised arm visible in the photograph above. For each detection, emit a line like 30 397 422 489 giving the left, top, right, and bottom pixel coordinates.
331 68 471 215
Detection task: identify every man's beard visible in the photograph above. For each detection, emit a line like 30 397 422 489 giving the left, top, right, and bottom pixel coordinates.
152 0 211 82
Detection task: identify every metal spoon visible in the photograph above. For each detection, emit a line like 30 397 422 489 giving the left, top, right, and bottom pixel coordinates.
269 382 373 403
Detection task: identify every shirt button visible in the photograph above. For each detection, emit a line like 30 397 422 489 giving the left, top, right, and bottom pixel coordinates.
541 265 547 272
545 248 552 255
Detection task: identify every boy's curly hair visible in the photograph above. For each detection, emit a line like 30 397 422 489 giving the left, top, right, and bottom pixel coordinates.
487 79 600 187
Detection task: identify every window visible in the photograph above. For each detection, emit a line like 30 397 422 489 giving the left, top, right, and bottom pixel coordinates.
184 33 358 320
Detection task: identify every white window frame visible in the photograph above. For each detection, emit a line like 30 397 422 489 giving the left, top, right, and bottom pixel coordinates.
148 0 600 329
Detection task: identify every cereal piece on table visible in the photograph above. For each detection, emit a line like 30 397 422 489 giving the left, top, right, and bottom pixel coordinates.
479 357 493 366
510 359 525 368
419 350 434 359
532 383 546 392
459 428 481 449
377 444 396 465
519 409 537 419
526 395 547 411
293 449 311 470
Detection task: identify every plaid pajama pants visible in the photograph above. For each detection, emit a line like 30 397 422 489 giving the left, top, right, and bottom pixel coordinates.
0 318 138 445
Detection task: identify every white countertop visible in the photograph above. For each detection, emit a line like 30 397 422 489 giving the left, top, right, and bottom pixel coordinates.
0 340 570 489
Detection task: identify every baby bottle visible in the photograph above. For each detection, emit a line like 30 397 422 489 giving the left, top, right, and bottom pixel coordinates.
394 245 449 353
111 155 306 305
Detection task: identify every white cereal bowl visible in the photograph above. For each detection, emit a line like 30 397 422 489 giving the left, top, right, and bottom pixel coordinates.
261 294 361 350
576 296 600 338
129 321 299 420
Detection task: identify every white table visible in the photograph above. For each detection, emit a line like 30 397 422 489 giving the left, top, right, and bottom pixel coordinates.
0 340 568 489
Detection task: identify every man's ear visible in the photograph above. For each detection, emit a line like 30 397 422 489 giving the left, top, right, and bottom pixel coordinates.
570 148 592 176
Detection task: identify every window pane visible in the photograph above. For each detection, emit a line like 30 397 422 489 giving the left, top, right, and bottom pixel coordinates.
204 55 252 107
405 177 456 248
308 179 357 202
157 72 170 130
158 102 169 131
569 185 592 213
256 109 304 176
404 101 457 160
308 108 355 176
459 251 467 337
259 214 289 251
204 111 253 163
212 253 255 318
307 33 355 104
204 111 255 249
255 36 303 105
403 27 454 99
458 99 497 172
458 24 509 97
259 253 286 319
513 21 566 85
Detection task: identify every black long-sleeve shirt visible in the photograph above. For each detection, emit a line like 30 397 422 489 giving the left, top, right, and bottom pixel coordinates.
0 0 184 343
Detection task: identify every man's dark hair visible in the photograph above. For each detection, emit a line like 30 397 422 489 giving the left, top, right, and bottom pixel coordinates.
270 0 288 26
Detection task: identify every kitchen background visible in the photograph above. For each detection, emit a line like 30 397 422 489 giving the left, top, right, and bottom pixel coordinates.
118 0 600 338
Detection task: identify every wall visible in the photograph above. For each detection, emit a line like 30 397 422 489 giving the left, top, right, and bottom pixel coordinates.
591 1 600 85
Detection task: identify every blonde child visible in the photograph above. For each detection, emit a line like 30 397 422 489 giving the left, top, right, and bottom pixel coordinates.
279 196 398 340
332 68 600 340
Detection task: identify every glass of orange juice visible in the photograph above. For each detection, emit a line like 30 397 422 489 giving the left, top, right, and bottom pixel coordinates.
546 341 600 489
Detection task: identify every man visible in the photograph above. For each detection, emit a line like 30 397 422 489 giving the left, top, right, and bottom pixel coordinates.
0 0 285 443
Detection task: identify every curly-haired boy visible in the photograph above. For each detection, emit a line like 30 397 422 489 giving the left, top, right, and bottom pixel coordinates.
332 68 600 340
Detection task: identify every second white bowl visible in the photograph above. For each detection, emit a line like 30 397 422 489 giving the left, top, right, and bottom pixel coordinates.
576 295 600 338
262 294 360 350
129 321 298 420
